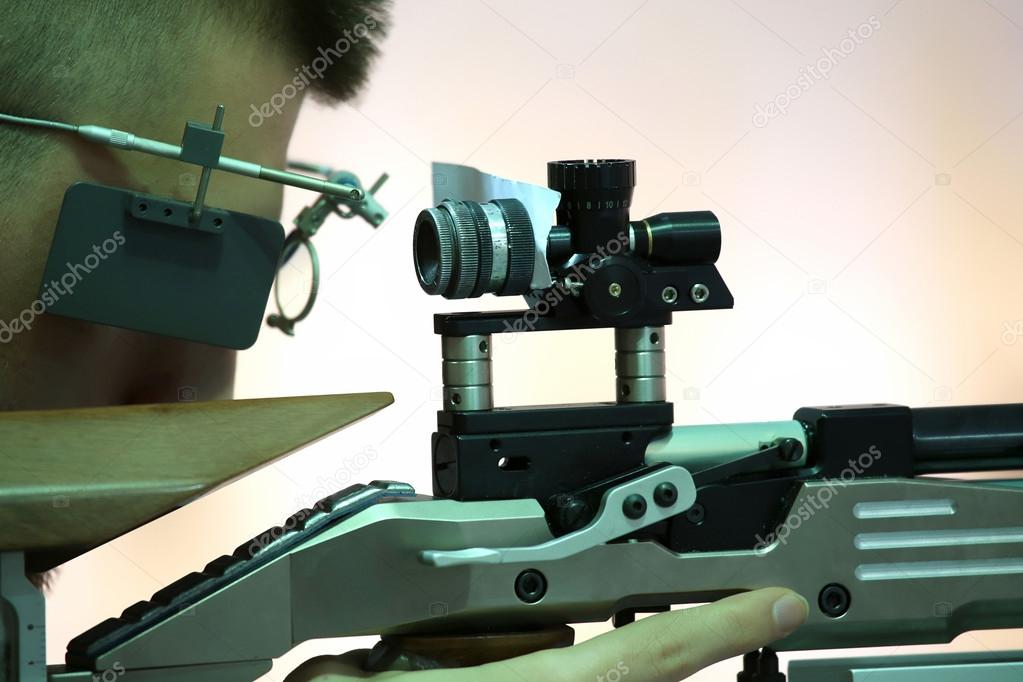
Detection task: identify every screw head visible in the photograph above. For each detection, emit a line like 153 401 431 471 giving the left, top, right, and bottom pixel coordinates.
622 493 647 519
514 569 548 604
818 583 851 617
661 286 678 304
608 282 623 298
690 283 710 304
555 495 590 532
778 438 804 462
686 502 706 525
653 482 678 507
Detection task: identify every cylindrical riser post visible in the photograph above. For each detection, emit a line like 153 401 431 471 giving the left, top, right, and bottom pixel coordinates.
441 335 493 411
615 326 666 403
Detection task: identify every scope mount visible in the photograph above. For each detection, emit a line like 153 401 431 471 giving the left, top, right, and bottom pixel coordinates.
430 159 734 506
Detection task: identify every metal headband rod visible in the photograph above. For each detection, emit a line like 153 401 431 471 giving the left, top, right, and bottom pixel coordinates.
0 111 363 201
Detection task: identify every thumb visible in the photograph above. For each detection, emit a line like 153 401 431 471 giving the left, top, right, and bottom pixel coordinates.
483 588 809 682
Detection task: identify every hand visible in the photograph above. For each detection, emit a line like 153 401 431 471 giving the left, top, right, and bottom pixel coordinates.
285 587 809 682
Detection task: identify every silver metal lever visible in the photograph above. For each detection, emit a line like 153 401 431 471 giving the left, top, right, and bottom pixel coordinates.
420 465 696 568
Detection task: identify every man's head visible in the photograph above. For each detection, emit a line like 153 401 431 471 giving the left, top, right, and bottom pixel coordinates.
0 0 391 200
0 0 390 410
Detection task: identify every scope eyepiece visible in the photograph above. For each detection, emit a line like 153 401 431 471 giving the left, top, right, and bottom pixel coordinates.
413 198 534 299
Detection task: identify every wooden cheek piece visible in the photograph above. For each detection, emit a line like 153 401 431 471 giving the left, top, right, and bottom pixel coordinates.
365 627 577 671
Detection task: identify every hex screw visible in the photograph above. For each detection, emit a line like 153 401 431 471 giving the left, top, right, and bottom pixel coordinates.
686 503 706 525
818 583 851 617
623 494 647 519
653 482 678 507
690 283 710 303
514 569 548 604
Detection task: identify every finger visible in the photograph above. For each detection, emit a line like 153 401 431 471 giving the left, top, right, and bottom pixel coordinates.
284 650 390 682
477 587 809 682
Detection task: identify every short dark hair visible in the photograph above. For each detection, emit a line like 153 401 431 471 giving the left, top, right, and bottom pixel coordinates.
276 0 392 102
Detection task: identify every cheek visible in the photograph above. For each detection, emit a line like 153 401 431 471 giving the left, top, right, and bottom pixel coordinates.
235 183 285 222
265 185 285 220
206 178 286 222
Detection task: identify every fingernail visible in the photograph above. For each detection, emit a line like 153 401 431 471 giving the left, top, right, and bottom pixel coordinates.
772 593 809 635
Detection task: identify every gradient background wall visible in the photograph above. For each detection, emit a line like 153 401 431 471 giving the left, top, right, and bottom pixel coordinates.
45 0 1023 679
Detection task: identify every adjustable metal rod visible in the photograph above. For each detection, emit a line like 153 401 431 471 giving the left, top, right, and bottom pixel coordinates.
0 112 363 200
189 105 224 223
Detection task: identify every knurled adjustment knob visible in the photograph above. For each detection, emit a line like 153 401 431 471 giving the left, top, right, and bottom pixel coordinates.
438 199 480 299
547 159 636 193
492 198 534 295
